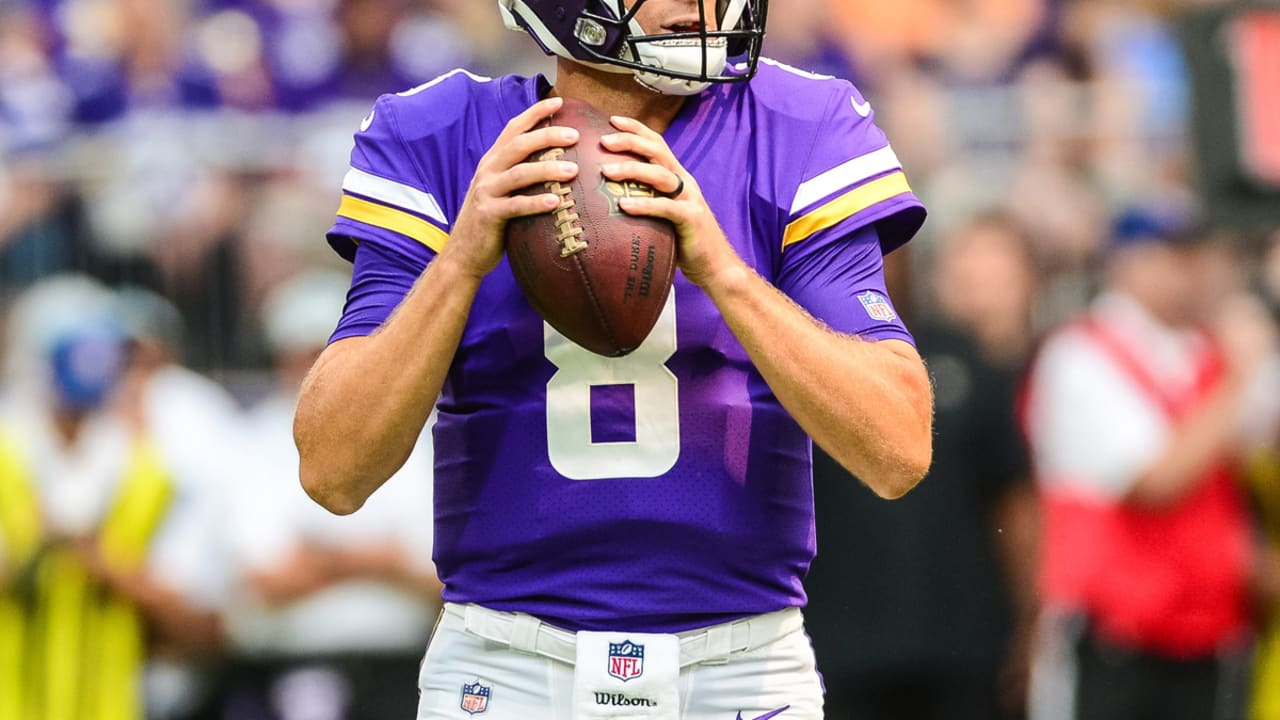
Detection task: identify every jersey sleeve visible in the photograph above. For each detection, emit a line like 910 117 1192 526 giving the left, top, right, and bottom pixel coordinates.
782 82 926 256
776 223 913 344
327 95 450 266
329 240 421 344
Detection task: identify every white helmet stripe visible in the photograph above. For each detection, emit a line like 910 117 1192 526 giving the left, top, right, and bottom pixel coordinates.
502 0 574 58
497 0 521 31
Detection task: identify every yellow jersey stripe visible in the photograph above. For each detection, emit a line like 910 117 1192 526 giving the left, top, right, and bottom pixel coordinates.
782 171 912 250
337 194 449 253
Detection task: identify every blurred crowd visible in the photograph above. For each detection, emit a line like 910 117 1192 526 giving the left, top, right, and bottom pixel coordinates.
4 0 1280 718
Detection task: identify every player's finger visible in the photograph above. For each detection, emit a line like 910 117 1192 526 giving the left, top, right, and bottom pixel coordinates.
615 195 696 231
599 130 679 174
608 115 668 147
599 160 683 198
501 193 564 219
491 157 578 198
490 125 580 171
496 96 564 144
605 116 679 163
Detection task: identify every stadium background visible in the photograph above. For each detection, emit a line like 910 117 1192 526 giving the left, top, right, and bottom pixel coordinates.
3 0 1280 718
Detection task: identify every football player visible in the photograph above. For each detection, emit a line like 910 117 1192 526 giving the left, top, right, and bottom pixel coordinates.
294 1 934 717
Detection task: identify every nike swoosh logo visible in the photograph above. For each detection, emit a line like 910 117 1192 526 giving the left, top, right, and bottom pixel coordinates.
360 108 376 132
851 96 872 117
736 706 790 720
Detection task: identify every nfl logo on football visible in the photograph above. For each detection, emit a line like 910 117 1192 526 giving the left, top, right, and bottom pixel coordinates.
607 640 645 681
460 681 491 715
857 291 897 322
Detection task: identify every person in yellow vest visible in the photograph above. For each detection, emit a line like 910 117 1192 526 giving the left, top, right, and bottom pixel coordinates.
1243 234 1280 720
1246 454 1280 720
1244 233 1280 712
0 275 234 720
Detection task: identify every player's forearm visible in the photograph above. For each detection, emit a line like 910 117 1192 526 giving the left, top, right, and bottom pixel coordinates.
295 254 481 514
701 262 933 498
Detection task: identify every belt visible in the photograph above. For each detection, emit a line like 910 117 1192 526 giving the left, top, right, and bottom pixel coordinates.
447 603 805 668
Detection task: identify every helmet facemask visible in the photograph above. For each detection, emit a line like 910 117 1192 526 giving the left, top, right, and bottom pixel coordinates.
500 0 768 96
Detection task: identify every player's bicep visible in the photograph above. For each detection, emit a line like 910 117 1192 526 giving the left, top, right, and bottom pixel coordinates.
777 223 913 344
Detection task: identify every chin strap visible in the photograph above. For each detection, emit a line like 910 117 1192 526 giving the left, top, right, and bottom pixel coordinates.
633 72 711 96
623 7 727 96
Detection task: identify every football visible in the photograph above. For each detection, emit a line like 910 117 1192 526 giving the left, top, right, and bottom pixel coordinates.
504 97 678 357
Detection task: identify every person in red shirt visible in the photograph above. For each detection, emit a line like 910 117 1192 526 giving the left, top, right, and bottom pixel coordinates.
1022 208 1274 720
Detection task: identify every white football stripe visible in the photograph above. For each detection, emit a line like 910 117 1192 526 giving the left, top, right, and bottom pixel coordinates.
342 168 447 225
790 145 902 214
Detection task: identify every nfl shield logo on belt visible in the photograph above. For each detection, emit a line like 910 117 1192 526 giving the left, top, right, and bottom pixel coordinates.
460 681 490 715
607 640 645 681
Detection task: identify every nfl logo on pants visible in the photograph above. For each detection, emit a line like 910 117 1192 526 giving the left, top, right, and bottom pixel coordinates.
461 681 490 715
608 640 645 681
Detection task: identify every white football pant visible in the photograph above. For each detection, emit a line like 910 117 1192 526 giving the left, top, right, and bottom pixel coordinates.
416 603 824 720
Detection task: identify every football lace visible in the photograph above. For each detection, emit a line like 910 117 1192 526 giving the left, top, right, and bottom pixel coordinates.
540 148 588 257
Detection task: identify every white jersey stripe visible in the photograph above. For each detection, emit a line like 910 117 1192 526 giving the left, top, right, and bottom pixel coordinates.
790 145 902 215
342 168 447 225
396 68 491 97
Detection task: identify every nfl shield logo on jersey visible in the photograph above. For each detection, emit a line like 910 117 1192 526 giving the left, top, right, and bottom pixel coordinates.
857 291 897 322
607 640 645 681
460 681 491 715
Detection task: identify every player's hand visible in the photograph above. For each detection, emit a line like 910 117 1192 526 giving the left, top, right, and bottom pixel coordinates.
444 96 581 281
599 116 745 289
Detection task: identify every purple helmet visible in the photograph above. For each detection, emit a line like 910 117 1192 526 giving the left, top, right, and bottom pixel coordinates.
498 0 768 95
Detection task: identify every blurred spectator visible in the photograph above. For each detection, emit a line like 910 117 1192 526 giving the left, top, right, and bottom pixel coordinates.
760 0 859 83
251 0 476 113
0 3 73 288
113 284 243 720
0 2 70 152
805 259 1036 719
1023 209 1267 720
0 275 233 720
930 211 1042 366
220 270 441 720
825 0 1055 85
36 0 221 125
1059 0 1190 199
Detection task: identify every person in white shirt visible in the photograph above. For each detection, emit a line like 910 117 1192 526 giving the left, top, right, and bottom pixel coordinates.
0 275 234 720
221 270 442 720
1025 210 1273 720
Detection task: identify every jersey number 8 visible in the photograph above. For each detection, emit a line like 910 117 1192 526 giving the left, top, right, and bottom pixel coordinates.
544 293 680 479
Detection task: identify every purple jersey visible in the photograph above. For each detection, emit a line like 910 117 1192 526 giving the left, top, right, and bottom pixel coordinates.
325 61 925 632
